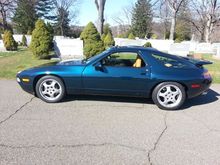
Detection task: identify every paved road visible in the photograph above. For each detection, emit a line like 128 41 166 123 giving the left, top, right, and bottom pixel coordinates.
0 80 220 165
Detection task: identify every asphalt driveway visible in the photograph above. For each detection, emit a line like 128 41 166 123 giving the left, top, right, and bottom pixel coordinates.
0 80 220 165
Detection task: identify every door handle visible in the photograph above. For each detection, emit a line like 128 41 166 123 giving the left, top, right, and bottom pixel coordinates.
140 69 149 75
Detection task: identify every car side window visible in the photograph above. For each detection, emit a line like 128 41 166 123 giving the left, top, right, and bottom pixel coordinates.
152 54 187 68
101 52 146 68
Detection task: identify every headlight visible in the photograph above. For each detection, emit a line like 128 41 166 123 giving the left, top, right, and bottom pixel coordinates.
17 77 21 82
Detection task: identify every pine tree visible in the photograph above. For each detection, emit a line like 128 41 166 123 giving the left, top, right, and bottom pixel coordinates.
54 7 71 36
46 23 54 50
80 22 105 58
13 0 38 34
30 20 52 59
104 31 115 48
143 42 152 47
36 0 56 21
128 33 135 39
131 0 152 38
101 24 115 48
101 24 111 41
3 30 18 51
22 34 27 46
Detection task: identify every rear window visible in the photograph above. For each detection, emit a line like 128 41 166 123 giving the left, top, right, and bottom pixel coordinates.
152 54 187 68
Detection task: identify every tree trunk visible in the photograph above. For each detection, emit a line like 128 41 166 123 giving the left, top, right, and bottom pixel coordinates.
0 9 7 30
205 15 213 43
200 28 205 42
169 13 176 40
95 0 106 35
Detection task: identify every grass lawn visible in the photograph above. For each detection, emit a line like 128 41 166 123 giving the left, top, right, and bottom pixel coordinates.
202 54 220 83
0 47 57 79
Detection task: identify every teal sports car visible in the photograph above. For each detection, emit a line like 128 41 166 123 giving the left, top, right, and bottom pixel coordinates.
17 46 212 110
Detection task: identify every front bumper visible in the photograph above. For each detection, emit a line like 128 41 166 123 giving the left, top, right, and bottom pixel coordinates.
16 76 35 94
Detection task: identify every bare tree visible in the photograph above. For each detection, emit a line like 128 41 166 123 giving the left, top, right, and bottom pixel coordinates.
53 0 78 36
189 0 220 43
112 0 161 37
157 0 171 38
0 0 15 30
112 4 133 35
94 0 106 34
112 5 132 27
165 0 185 40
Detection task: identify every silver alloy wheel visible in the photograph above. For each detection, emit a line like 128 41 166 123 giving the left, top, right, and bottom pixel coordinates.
39 79 62 101
157 84 182 108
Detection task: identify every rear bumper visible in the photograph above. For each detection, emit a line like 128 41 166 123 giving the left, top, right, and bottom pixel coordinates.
187 79 212 99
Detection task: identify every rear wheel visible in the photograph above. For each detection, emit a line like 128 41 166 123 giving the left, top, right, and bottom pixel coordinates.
35 76 65 103
152 82 186 110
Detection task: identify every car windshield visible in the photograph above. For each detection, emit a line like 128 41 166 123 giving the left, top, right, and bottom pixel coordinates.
82 50 110 64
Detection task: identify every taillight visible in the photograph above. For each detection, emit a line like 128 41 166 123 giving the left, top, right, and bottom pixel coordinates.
191 84 201 88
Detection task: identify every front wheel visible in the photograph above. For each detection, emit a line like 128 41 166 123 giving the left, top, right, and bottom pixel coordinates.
35 76 65 103
152 82 186 110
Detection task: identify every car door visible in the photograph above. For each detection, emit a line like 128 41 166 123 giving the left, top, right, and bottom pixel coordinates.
82 50 151 97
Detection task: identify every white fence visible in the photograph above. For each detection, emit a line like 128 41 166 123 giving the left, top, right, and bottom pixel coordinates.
1 35 220 58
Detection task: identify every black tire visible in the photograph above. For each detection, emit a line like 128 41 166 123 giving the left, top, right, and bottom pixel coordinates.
152 82 186 110
35 75 65 103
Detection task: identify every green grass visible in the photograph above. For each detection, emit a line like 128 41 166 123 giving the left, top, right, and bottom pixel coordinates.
0 48 57 79
202 54 220 83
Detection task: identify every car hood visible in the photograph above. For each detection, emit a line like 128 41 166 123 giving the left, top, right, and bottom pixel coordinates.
57 59 85 66
33 59 85 68
18 59 86 75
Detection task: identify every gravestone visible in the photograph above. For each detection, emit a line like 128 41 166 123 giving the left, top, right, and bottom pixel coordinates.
54 38 83 59
114 38 143 46
114 38 174 52
195 43 214 54
215 46 220 59
0 40 6 52
168 43 190 56
143 39 174 52
13 35 32 46
181 41 198 52
212 43 220 56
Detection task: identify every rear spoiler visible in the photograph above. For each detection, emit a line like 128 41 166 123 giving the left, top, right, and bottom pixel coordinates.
182 57 213 67
195 60 213 67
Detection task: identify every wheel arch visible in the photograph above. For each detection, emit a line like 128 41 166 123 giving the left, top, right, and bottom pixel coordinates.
33 74 67 95
150 81 189 98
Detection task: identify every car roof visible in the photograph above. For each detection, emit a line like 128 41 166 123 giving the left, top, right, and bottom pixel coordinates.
109 46 158 52
109 46 190 64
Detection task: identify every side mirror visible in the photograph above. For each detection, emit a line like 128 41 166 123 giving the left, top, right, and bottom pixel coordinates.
94 62 103 71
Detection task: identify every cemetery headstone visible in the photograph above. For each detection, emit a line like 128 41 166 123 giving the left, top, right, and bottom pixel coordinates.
54 38 83 60
168 43 190 57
